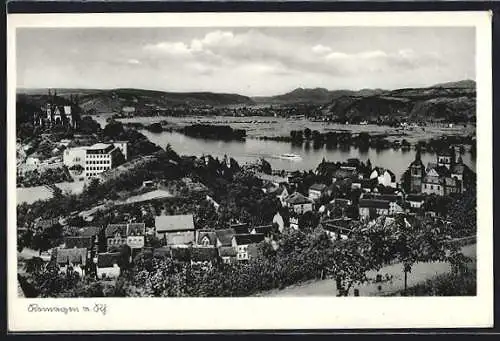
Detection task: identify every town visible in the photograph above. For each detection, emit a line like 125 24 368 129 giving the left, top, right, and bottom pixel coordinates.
16 88 477 298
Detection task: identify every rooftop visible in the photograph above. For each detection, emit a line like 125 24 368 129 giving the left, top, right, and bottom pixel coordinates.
359 199 390 209
97 252 121 268
309 183 327 192
215 228 235 246
234 233 265 245
218 246 237 257
155 214 195 233
56 248 87 266
105 224 128 238
285 192 313 205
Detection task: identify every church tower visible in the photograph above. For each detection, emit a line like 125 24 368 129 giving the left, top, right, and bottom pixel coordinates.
409 148 424 193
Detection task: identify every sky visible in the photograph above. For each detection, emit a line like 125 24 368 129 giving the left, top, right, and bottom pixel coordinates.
16 27 475 96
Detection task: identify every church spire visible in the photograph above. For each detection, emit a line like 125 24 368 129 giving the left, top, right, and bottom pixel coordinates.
415 147 421 162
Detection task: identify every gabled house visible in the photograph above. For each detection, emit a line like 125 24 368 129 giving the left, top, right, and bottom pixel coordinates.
196 230 218 247
96 252 121 279
268 184 289 206
232 234 265 261
370 168 397 188
358 199 390 220
321 218 354 241
126 222 146 249
215 228 235 248
406 194 425 209
284 192 314 214
105 224 128 251
308 183 328 201
56 248 87 276
155 214 195 246
218 246 237 264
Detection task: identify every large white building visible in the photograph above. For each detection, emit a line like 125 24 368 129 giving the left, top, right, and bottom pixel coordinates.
63 141 128 181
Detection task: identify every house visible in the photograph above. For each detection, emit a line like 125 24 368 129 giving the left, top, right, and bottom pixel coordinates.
96 252 121 279
406 194 425 209
289 216 299 230
127 222 146 249
370 168 397 188
358 199 390 220
56 248 87 276
268 184 289 206
232 234 265 261
321 218 354 241
155 214 195 246
33 218 60 232
308 183 328 201
218 246 238 264
230 223 250 235
64 236 93 249
325 198 352 218
196 230 218 247
284 192 314 214
78 226 101 237
215 228 235 247
362 193 404 216
105 224 128 250
251 225 273 241
190 246 219 269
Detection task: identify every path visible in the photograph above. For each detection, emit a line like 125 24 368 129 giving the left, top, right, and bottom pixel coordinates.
260 244 476 297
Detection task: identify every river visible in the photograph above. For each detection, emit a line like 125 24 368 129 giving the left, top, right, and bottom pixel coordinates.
94 114 476 179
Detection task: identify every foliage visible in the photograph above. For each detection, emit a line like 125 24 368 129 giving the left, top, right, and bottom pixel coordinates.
400 268 476 296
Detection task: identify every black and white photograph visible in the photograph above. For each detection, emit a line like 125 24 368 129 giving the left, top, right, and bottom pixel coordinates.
8 11 493 331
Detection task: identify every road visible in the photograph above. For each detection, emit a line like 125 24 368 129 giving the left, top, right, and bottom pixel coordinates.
260 244 476 297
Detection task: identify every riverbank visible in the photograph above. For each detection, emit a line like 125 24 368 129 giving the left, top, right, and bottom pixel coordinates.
258 243 476 297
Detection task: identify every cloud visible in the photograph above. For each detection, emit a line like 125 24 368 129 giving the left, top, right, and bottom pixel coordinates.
127 59 141 65
312 44 332 54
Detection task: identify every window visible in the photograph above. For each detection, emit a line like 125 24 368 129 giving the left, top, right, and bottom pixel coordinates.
430 185 434 190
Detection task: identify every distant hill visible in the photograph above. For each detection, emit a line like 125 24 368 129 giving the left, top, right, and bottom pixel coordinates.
17 88 254 113
253 87 386 105
323 81 476 122
17 80 476 122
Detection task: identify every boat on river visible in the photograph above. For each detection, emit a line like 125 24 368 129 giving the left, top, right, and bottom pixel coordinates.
277 153 302 161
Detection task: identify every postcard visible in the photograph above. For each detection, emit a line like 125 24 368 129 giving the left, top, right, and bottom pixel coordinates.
7 11 493 331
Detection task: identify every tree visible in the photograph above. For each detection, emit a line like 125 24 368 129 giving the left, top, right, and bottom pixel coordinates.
304 128 312 140
103 120 125 139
